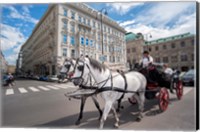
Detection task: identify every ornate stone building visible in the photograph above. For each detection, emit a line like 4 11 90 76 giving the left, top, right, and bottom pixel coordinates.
126 32 195 71
21 3 126 75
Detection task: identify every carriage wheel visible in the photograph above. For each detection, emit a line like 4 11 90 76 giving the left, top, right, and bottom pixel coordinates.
128 97 137 105
176 80 183 100
159 88 169 112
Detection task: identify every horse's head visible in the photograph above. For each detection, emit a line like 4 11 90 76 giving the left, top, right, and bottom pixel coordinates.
60 58 75 78
71 56 91 86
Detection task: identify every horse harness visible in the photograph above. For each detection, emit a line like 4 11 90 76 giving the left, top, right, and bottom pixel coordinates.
71 59 131 98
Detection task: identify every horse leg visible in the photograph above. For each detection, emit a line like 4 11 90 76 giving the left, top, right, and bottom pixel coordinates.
133 93 145 122
116 99 122 113
75 96 87 125
100 101 113 129
111 106 119 128
91 95 102 120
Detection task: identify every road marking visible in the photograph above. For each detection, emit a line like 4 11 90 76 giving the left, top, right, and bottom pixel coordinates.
38 86 50 91
18 87 28 93
183 88 192 95
6 89 14 95
28 87 40 92
54 85 68 89
46 85 60 90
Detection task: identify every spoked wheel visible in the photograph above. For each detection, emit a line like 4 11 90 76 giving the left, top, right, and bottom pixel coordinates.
159 88 169 112
176 80 183 100
128 96 137 105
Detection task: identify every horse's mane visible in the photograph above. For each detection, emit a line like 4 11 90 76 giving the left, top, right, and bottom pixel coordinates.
88 57 107 72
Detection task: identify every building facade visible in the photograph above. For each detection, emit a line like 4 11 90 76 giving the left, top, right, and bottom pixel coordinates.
0 51 8 74
21 3 127 76
126 32 195 71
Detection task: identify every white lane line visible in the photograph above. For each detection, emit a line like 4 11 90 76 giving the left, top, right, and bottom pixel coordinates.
28 87 40 92
46 85 60 90
18 87 28 93
54 85 68 89
38 86 50 91
183 88 192 95
6 89 14 95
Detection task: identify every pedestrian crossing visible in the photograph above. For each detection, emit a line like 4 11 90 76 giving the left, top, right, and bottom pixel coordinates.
3 83 78 96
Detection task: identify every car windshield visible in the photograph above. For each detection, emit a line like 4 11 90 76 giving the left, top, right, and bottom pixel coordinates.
184 70 195 77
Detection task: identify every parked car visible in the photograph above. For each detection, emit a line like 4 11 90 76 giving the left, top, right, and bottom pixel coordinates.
48 75 59 82
39 76 48 81
182 69 195 86
32 75 40 80
2 75 8 86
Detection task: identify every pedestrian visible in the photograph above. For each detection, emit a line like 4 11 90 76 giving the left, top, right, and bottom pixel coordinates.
163 64 174 93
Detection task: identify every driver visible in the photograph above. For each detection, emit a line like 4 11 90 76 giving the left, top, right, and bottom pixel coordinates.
140 51 154 68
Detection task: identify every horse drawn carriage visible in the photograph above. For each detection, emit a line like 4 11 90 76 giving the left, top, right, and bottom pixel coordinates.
128 63 183 111
62 57 184 128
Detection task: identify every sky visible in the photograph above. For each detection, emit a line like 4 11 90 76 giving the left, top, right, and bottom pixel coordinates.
0 2 196 65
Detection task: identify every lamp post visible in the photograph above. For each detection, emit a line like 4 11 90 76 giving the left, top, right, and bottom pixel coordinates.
144 33 152 52
97 8 108 63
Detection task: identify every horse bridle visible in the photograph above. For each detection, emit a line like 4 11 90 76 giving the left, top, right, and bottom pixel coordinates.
63 60 75 79
71 58 113 89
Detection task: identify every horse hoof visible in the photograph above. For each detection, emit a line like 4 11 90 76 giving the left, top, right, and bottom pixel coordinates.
136 117 141 122
75 120 81 125
114 123 119 128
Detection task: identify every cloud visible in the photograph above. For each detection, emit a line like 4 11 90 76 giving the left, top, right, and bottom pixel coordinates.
3 5 39 24
5 54 18 65
134 2 195 28
119 2 196 40
106 2 144 15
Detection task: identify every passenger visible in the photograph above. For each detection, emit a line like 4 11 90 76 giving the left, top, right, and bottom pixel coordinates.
140 51 154 68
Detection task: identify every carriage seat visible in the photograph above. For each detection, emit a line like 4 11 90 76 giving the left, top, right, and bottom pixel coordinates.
147 82 159 90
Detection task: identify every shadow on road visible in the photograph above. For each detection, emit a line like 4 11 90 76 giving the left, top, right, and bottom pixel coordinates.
34 96 180 129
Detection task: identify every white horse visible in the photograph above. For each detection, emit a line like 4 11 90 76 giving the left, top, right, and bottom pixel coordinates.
60 58 102 125
72 57 147 129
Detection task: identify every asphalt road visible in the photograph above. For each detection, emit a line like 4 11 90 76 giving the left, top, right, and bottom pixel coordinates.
1 79 196 130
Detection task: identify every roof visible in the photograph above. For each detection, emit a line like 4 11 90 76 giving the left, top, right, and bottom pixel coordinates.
125 32 142 42
145 32 195 45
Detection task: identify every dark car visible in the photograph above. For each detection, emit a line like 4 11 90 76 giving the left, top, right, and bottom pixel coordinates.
182 69 195 86
39 76 48 81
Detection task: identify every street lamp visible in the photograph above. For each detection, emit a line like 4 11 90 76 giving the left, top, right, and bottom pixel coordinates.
97 8 108 63
144 33 152 52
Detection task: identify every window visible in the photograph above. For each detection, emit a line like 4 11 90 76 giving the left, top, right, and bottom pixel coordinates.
98 33 100 40
155 57 160 63
191 39 194 45
90 40 93 47
163 57 168 63
80 37 84 45
98 23 100 29
83 17 86 24
163 45 167 49
127 49 130 53
155 46 159 51
180 41 185 47
108 28 110 34
70 36 75 45
86 38 89 46
78 15 82 22
71 49 75 58
171 43 175 48
171 55 178 63
63 34 67 43
191 54 194 61
93 21 96 28
70 23 75 33
63 48 67 57
71 11 75 19
63 21 67 29
181 54 187 61
132 48 136 52
87 19 90 26
64 9 67 16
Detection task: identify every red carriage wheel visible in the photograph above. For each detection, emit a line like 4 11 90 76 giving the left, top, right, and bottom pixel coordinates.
176 80 183 100
128 97 137 105
159 88 169 112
